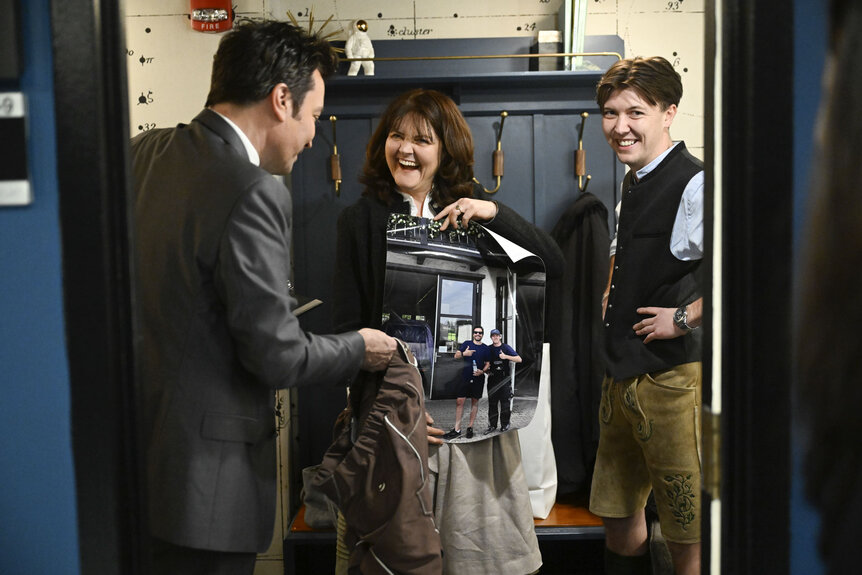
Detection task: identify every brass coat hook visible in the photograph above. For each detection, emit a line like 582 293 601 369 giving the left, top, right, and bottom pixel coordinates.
329 116 342 196
576 112 591 193
473 111 508 194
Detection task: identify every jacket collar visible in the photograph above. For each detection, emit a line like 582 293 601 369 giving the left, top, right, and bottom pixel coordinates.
193 109 249 162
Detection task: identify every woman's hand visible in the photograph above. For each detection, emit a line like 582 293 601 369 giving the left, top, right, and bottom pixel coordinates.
434 198 498 231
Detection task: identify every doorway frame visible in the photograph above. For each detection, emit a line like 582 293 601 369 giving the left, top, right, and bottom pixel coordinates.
52 1 145 574
53 1 795 573
712 0 794 573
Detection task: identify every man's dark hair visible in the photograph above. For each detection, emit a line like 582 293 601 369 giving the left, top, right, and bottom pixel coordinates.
596 56 683 111
205 20 337 115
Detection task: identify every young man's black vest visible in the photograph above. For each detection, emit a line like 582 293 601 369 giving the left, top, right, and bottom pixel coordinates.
603 142 703 380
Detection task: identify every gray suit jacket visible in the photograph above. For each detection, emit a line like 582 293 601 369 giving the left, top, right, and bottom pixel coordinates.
131 109 365 553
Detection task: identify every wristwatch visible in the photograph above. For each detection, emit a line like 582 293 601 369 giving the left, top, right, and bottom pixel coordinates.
673 305 692 332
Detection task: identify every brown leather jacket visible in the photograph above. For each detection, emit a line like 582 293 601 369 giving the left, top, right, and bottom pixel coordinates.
312 340 442 574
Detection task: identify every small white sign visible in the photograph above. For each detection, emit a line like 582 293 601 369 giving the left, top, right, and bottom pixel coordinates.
0 92 24 118
0 181 31 205
0 92 31 206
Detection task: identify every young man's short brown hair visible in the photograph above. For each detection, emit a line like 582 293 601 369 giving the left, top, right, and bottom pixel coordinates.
596 56 683 111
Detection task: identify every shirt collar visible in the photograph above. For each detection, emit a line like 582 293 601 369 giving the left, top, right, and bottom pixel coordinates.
634 141 680 181
212 110 260 166
397 190 433 218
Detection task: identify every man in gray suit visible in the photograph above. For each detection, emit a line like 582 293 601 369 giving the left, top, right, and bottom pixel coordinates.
131 21 395 574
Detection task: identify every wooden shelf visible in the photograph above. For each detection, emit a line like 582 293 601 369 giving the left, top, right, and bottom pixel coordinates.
284 501 605 573
319 35 622 117
534 502 605 541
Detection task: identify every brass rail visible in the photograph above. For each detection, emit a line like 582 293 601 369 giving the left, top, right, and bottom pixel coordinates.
340 51 622 63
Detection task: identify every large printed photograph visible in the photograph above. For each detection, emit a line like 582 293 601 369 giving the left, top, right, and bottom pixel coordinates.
382 214 547 443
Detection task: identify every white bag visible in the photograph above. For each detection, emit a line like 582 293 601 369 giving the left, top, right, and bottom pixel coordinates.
517 343 558 519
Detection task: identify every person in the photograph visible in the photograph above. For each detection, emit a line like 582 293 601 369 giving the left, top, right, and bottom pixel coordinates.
589 56 704 575
444 326 490 440
330 88 563 575
484 328 522 435
130 21 396 575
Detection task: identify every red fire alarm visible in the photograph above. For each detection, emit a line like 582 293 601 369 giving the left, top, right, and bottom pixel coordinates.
190 0 234 33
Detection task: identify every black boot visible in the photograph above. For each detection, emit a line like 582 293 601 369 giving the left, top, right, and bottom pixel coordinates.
604 548 652 575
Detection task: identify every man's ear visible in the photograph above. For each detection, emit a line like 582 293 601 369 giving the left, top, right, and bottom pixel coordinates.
663 103 678 128
271 83 293 121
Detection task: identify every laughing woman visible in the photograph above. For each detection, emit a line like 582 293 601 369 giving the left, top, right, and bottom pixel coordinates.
331 88 563 575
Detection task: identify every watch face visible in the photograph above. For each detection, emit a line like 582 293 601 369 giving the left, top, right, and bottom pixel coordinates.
673 306 688 329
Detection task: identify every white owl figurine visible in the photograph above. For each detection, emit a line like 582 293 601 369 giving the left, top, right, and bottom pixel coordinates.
345 20 375 76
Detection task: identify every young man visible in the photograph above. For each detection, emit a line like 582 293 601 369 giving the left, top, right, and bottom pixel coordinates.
484 329 522 434
443 326 489 439
131 21 396 574
589 56 704 575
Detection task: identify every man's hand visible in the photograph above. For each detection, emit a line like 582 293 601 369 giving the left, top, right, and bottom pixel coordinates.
462 348 475 356
358 328 397 371
633 307 685 343
426 411 444 445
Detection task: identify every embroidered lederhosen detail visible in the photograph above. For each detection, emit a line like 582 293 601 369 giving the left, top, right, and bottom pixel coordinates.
663 472 696 531
623 380 654 442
